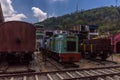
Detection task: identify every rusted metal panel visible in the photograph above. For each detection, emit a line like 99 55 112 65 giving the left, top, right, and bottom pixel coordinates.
80 38 112 53
0 21 36 52
83 39 111 45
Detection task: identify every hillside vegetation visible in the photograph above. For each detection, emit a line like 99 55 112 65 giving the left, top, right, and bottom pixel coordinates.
37 6 120 35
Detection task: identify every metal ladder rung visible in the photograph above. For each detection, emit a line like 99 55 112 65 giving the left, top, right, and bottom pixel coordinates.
35 75 39 80
47 74 53 80
66 72 74 78
56 73 64 80
75 71 84 77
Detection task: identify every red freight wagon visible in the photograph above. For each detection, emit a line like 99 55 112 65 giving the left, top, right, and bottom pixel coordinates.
0 21 36 63
79 38 113 60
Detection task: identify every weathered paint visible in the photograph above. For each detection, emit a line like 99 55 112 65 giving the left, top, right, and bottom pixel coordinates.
0 21 36 52
47 34 81 62
60 53 81 62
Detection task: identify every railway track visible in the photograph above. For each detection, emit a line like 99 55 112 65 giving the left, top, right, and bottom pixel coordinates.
47 58 79 70
0 62 9 72
0 55 37 73
0 63 35 73
79 58 118 67
0 65 120 80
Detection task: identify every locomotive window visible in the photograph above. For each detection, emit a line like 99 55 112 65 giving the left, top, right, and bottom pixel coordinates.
67 41 76 52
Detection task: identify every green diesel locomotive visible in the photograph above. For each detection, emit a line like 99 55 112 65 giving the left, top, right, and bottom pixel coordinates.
47 34 81 62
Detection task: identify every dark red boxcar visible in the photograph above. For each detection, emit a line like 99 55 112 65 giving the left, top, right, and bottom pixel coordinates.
79 38 113 60
0 21 36 53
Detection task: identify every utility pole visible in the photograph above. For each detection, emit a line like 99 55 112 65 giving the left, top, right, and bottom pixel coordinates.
116 0 118 7
76 0 79 13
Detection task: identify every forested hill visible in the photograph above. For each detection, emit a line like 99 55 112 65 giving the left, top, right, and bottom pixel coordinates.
36 6 120 34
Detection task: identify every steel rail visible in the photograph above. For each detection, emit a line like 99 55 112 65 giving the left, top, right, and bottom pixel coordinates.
0 65 120 80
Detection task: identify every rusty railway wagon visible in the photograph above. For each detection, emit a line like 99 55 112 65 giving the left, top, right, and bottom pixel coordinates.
79 38 113 60
0 21 36 63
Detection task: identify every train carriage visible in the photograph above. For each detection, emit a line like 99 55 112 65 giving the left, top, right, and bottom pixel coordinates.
47 34 81 62
0 21 36 63
79 38 113 60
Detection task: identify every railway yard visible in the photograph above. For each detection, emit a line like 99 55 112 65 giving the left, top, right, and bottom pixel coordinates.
34 51 118 71
0 5 120 79
0 23 118 80
0 1 120 79
0 51 120 80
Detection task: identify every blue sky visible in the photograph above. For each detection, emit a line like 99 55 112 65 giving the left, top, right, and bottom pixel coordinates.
0 0 119 23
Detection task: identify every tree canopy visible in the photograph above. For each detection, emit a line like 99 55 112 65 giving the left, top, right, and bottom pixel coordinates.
36 6 120 35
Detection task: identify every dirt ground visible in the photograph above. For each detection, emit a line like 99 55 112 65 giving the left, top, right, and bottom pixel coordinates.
107 54 120 63
77 54 120 69
35 52 120 72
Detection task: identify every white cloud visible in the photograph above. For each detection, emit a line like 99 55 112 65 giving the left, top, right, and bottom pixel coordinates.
5 14 27 21
32 7 47 22
0 0 27 21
